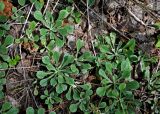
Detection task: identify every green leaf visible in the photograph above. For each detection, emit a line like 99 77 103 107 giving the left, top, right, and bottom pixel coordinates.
65 77 74 85
26 107 34 114
66 87 72 100
70 64 79 73
99 45 109 53
55 20 63 27
0 78 6 85
40 78 48 87
110 32 116 45
44 90 49 95
153 22 160 30
99 102 107 108
67 0 73 3
42 56 50 64
105 62 113 75
126 81 139 90
87 0 95 6
56 84 67 94
81 63 91 73
34 87 39 96
0 91 4 99
0 62 8 69
61 54 74 68
55 38 64 47
36 71 48 79
0 71 5 78
107 89 119 98
49 112 56 114
2 102 12 111
156 35 160 48
47 40 55 50
38 108 45 114
119 83 126 91
35 1 44 10
30 0 36 3
6 107 19 114
64 25 74 34
121 58 131 78
58 75 65 83
156 40 160 48
76 39 84 53
46 63 55 71
86 89 93 96
78 51 94 61
69 103 78 112
0 15 7 22
73 89 80 100
79 102 86 111
123 39 135 51
18 0 26 6
0 45 8 54
80 83 91 90
50 78 57 86
96 87 106 97
40 28 48 36
0 1 5 11
58 10 69 19
34 11 43 21
53 51 60 64
58 27 68 36
99 69 111 82
29 21 37 31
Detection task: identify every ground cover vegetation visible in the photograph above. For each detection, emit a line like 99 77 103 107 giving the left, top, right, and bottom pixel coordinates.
0 0 160 113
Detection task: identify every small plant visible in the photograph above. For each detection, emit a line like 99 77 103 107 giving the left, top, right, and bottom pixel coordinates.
68 83 93 113
93 33 141 113
0 102 19 114
26 106 56 114
0 25 19 100
36 51 75 108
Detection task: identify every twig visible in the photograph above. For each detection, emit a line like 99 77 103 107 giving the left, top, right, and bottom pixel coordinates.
80 0 130 40
20 3 34 39
126 8 147 26
0 66 38 71
52 0 60 12
86 0 96 56
132 0 160 20
43 0 50 15
155 59 160 72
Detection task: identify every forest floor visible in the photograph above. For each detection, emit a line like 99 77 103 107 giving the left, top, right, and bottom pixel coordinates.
1 0 160 114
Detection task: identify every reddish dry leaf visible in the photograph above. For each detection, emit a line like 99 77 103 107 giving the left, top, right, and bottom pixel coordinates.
0 0 13 17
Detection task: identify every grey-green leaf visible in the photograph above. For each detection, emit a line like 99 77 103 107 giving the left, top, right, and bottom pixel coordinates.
40 78 48 87
18 0 26 6
126 81 140 90
96 87 106 97
2 102 12 111
0 2 5 11
69 103 78 112
53 51 60 64
58 10 69 19
26 107 34 114
99 69 111 82
34 11 43 21
76 39 84 52
42 56 50 64
36 71 48 79
119 83 126 91
38 108 45 114
4 35 14 47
